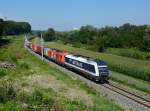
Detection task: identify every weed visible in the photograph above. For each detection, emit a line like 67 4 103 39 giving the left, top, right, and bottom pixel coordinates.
0 69 7 77
0 80 16 103
18 61 29 69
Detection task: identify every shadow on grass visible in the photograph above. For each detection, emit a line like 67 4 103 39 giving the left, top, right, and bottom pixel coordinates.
0 39 10 47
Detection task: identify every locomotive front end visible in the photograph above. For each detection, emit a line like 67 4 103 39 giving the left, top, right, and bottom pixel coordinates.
95 60 109 82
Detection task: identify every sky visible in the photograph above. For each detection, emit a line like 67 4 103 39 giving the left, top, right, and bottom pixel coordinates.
0 0 150 31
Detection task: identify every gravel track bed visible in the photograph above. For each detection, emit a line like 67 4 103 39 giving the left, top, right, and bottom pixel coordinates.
25 46 150 111
109 80 150 102
110 71 150 93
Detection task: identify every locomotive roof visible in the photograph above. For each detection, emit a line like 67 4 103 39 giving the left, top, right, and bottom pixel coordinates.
66 54 107 66
65 54 97 65
74 54 94 60
50 48 66 52
94 59 107 66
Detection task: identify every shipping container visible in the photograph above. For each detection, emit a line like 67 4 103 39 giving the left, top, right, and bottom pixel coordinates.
55 51 68 63
47 49 56 59
31 43 37 52
36 45 42 54
43 48 49 56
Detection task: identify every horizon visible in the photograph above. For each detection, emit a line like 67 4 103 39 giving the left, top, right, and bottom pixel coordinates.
0 0 150 31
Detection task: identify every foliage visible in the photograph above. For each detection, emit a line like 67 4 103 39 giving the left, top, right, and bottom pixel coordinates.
3 21 31 36
0 38 10 47
18 61 29 69
0 69 7 77
0 18 31 37
0 80 16 103
35 23 150 53
0 18 4 37
43 28 56 41
0 101 22 111
50 23 150 52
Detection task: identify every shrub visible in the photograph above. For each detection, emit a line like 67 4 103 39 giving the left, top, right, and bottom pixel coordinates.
0 69 7 77
9 54 17 63
17 89 56 111
0 101 22 111
18 61 29 69
0 80 16 103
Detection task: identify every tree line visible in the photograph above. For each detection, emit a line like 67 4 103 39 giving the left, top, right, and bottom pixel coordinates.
0 18 31 38
40 23 150 52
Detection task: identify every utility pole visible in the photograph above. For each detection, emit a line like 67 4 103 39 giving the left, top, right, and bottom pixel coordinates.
41 33 44 61
24 35 27 46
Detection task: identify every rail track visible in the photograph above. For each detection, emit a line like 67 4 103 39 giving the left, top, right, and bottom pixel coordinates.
25 45 150 111
102 83 150 108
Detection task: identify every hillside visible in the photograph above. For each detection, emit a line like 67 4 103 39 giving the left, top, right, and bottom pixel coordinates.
0 35 123 111
34 40 149 93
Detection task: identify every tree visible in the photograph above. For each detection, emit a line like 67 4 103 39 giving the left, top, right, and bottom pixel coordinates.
43 28 55 41
52 23 150 52
2 21 31 36
77 25 98 44
0 18 4 37
143 25 150 51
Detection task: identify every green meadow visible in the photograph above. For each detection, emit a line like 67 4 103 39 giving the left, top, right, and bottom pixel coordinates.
0 36 123 111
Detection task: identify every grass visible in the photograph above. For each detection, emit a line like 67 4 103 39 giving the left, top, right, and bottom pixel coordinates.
109 72 150 94
41 41 150 82
0 35 124 111
106 48 150 60
0 69 7 77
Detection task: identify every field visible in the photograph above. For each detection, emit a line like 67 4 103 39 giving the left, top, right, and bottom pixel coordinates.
106 48 150 60
0 36 123 111
40 41 150 82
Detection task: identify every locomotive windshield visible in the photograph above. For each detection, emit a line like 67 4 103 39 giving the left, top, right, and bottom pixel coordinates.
95 59 109 75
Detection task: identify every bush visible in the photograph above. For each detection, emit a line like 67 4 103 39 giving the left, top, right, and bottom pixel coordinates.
0 80 16 103
0 101 22 111
0 69 7 77
18 61 29 69
43 28 55 41
17 89 56 111
9 54 17 63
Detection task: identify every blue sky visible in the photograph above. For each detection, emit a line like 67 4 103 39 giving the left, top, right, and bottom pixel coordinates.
0 0 150 31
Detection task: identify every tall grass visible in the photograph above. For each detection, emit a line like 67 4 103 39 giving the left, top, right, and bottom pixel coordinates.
106 48 150 60
45 42 150 82
0 69 7 77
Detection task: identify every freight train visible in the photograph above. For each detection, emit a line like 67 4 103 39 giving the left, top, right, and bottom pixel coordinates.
25 40 109 82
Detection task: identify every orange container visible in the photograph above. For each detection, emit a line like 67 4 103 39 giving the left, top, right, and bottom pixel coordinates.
31 43 37 51
48 49 54 59
47 49 68 63
55 51 68 63
37 45 42 54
